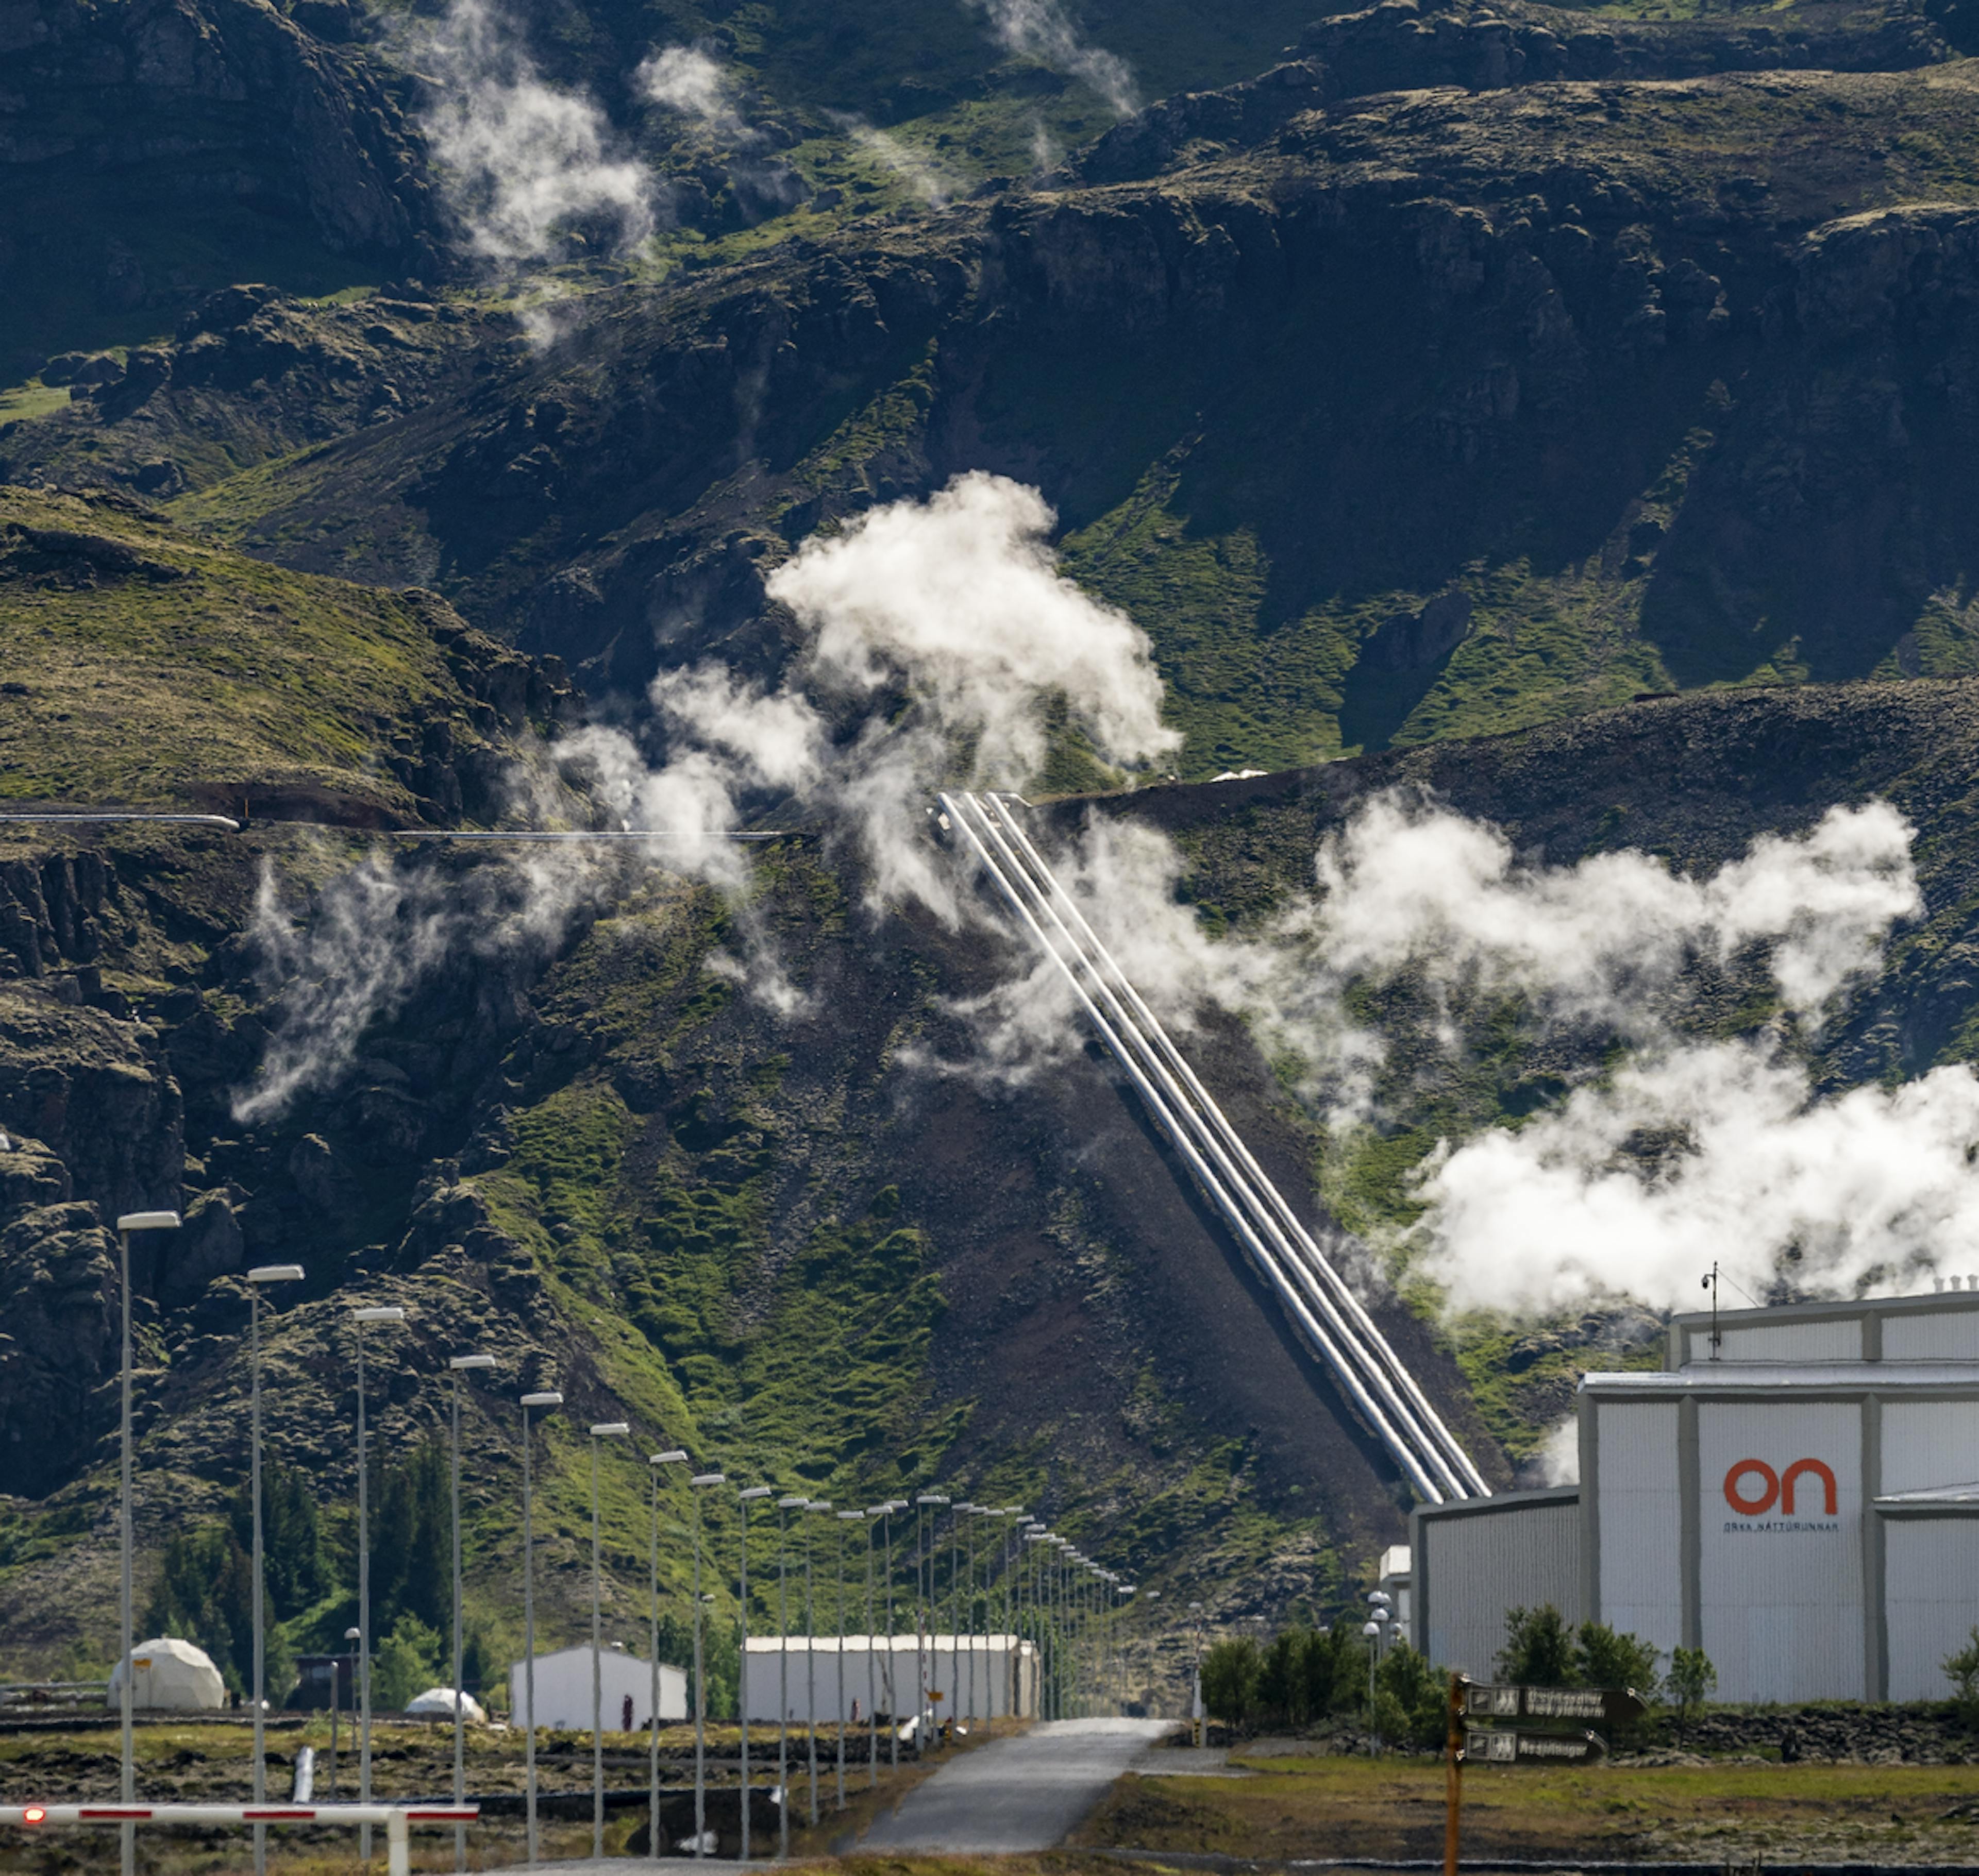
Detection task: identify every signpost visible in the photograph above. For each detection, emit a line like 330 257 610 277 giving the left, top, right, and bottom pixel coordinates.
1444 1676 1647 1874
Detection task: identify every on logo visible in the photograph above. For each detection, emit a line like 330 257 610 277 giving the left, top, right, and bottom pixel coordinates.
1723 1458 1837 1516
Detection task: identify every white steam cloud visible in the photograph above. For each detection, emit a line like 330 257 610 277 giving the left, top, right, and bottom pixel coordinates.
236 474 1173 1113
967 0 1139 116
842 121 962 209
411 0 656 266
1417 1044 1979 1318
635 45 748 140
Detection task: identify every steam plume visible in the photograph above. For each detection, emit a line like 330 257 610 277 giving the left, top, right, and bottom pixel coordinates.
967 0 1139 116
411 0 656 266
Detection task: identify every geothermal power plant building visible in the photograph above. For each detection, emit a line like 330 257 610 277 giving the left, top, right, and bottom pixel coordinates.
741 1635 1039 1723
1413 1287 1979 1703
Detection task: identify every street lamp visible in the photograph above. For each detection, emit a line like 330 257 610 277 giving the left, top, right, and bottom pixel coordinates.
691 1471 726 1859
1143 1590 1161 1718
519 1390 562 1867
914 1494 946 1748
862 1507 887 1783
589 1421 631 1857
880 1501 907 1769
803 1501 830 1821
775 1495 804 1858
447 1352 496 1871
351 1304 405 1864
738 1484 772 1861
334 1625 360 1798
113 1207 177 1876
647 1450 688 1863
833 1511 861 1810
246 1263 303 1876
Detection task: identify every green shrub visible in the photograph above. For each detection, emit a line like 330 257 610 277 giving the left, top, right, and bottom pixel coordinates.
373 1613 444 1711
1497 1605 1575 1686
1575 1621 1661 1700
1200 1636 1263 1724
1944 1628 1979 1730
1666 1645 1717 1738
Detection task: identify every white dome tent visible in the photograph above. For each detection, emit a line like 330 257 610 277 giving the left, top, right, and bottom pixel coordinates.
403 1687 485 1724
105 1638 225 1713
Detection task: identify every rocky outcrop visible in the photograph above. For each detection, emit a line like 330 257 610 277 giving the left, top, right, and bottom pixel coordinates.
1071 0 1952 186
0 0 441 374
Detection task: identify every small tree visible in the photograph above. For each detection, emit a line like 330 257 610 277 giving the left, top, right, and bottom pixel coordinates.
1943 1628 1979 1730
1666 1645 1717 1740
373 1613 443 1712
1199 1636 1263 1726
146 1522 293 1702
1259 1630 1309 1729
1497 1605 1575 1687
1375 1637 1447 1749
1576 1623 1660 1700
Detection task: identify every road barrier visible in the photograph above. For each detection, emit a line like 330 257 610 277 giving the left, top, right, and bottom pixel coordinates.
0 1803 477 1876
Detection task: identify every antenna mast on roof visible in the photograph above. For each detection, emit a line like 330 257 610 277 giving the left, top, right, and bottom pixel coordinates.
1702 1262 1721 1360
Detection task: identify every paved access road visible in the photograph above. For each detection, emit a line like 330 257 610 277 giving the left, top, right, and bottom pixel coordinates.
860 1717 1174 1854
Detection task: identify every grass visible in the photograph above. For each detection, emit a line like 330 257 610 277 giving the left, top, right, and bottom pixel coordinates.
1076 1750 1979 1863
0 488 494 814
0 381 69 429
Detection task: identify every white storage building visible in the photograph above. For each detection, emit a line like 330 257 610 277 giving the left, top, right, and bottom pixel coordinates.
508 1645 687 1731
741 1634 1038 1723
1413 1286 1979 1703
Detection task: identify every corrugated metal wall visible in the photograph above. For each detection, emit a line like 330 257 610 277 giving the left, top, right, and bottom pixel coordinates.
1885 1313 1979 1361
1699 1399 1864 1701
1421 1501 1580 1676
1710 1318 1862 1362
1596 1401 1683 1658
1882 1400 1979 1494
1885 1519 1979 1700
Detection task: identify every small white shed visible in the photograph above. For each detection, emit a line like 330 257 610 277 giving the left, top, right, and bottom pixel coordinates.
106 1638 226 1712
508 1645 687 1732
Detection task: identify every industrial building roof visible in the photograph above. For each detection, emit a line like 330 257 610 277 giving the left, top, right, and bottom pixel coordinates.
1582 1362 1979 1394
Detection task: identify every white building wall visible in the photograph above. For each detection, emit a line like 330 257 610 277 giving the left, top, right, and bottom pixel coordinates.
1885 1313 1979 1362
1885 1519 1979 1701
508 1648 687 1731
1712 1319 1861 1363
1596 1400 1683 1659
1698 1399 1863 1702
741 1636 1036 1723
1882 1400 1979 1494
1419 1500 1579 1676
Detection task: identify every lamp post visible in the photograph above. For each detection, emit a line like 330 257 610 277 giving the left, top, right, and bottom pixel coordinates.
447 1352 496 1871
803 1501 829 1823
914 1493 946 1747
648 1451 688 1863
1188 1601 1204 1746
1366 1589 1393 1759
519 1390 562 1867
776 1495 802 1858
1143 1590 1160 1716
336 1625 360 1798
246 1263 303 1876
589 1421 631 1857
739 1484 772 1860
113 1208 178 1876
351 1304 405 1864
862 1508 885 1784
690 1471 725 1859
833 1511 860 1810
881 1501 903 1768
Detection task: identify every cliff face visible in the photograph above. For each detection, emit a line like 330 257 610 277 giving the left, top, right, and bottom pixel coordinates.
10 52 1979 773
0 0 441 376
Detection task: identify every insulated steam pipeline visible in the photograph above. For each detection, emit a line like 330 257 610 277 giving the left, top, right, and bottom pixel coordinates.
938 789 1489 1506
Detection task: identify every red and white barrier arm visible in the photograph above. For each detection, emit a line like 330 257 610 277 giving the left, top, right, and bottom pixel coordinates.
0 1803 478 1876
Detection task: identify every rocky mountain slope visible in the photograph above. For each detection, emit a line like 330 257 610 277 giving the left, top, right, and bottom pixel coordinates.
6 0 1979 1685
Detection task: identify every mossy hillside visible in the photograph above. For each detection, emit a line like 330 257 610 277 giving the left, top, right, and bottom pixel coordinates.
0 489 536 817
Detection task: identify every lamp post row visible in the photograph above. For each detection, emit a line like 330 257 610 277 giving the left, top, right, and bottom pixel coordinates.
109 1230 1159 1870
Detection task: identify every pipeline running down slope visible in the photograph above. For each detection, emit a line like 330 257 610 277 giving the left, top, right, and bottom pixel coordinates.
938 789 1489 1506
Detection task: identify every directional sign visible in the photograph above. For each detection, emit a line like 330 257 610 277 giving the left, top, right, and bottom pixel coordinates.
1465 1727 1606 1766
1463 1683 1646 1725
